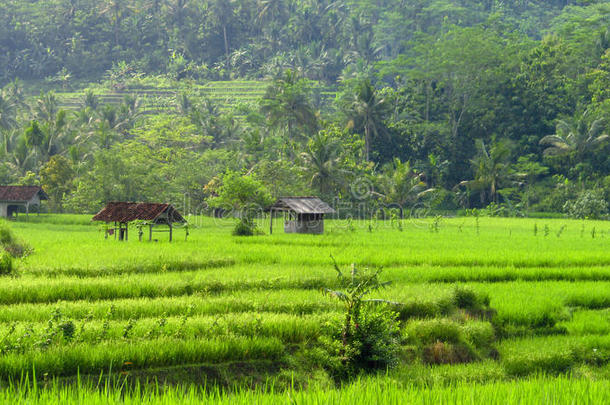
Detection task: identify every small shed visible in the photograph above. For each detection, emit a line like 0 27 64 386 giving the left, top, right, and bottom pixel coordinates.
0 186 48 219
92 202 186 242
270 197 335 234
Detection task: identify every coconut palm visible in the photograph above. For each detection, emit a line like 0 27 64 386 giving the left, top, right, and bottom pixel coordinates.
210 0 237 73
539 112 609 161
376 158 435 215
300 129 346 197
344 79 390 162
460 139 514 205
0 93 17 133
260 70 318 142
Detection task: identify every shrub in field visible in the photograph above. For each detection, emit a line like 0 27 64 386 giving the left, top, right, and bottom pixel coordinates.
206 171 273 236
0 252 12 275
232 218 260 236
452 287 495 319
404 319 495 365
321 306 400 378
0 224 12 245
321 260 401 378
422 341 476 364
0 221 30 259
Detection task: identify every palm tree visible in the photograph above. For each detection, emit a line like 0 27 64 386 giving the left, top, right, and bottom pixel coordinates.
7 134 36 175
260 70 318 143
376 158 435 216
345 79 390 162
459 139 513 205
0 93 17 134
166 0 190 26
99 0 134 49
34 92 59 124
300 129 346 197
539 112 609 161
210 0 237 74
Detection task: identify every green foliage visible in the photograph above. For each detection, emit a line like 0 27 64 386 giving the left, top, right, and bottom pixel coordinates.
0 251 13 276
232 218 259 237
0 221 30 261
564 189 608 219
208 171 273 220
322 261 400 377
40 155 74 212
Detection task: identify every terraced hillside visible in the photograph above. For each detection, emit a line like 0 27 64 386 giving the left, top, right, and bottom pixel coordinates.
2 215 610 403
51 80 335 115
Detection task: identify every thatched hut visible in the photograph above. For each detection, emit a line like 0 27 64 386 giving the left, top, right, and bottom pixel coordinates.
92 202 186 242
270 197 335 234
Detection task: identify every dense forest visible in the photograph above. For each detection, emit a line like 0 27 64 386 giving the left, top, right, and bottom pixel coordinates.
1 0 609 217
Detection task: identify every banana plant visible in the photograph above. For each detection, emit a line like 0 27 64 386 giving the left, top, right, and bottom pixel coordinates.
323 256 399 349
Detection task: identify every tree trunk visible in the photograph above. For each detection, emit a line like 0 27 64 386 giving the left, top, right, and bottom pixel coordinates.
223 25 230 75
364 123 370 162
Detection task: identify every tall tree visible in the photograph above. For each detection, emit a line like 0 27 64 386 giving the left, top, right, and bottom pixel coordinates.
343 79 390 162
300 128 346 197
260 70 318 144
540 111 609 162
460 139 514 205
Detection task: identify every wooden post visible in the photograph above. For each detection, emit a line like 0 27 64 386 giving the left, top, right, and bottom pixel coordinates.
269 209 273 235
149 224 153 241
169 223 173 242
25 203 29 221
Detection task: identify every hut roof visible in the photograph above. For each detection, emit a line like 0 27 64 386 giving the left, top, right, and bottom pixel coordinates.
272 197 335 214
92 202 186 223
0 186 48 202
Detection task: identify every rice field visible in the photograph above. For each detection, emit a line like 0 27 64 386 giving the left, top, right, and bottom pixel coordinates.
1 214 610 403
53 80 336 116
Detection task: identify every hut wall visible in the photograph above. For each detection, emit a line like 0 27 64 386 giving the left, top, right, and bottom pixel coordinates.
0 203 7 218
284 214 324 234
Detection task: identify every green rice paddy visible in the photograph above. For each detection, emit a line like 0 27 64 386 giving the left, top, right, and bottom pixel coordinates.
1 215 610 403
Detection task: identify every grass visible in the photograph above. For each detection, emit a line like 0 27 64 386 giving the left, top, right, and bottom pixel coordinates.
1 214 610 401
1 374 610 404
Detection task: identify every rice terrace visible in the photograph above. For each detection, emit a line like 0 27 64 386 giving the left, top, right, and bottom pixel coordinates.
2 0 610 403
0 212 608 403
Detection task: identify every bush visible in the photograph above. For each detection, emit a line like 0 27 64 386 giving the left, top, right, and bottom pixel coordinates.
422 341 477 364
452 286 494 319
232 219 263 236
232 219 255 236
404 319 462 345
321 264 401 378
404 319 495 364
348 307 401 371
563 189 608 219
0 223 14 245
321 306 401 378
0 222 30 258
0 251 13 275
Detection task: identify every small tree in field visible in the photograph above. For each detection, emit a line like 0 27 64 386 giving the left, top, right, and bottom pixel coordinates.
207 171 273 235
322 257 401 377
40 155 74 212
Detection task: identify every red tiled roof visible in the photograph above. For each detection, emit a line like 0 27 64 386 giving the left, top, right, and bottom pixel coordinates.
92 202 186 223
0 186 47 202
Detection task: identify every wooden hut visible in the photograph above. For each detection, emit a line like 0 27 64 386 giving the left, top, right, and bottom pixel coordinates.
0 186 47 219
92 202 186 242
270 197 335 235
